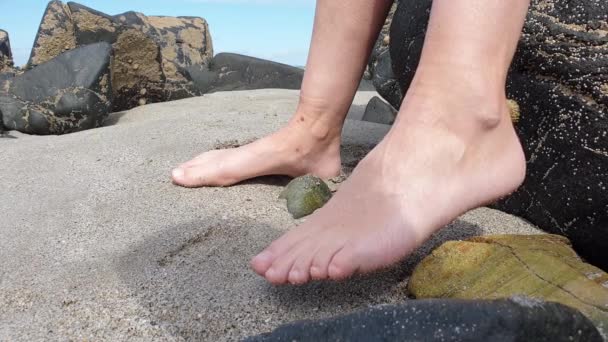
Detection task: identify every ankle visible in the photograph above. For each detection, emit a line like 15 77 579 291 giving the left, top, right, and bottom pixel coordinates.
402 76 509 134
289 97 344 144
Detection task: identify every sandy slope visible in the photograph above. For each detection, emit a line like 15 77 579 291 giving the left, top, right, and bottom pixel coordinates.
0 90 543 341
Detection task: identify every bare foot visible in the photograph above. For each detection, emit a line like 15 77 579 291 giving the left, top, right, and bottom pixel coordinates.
171 112 342 187
250 90 527 285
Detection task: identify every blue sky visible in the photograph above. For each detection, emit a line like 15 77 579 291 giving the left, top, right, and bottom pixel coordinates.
0 0 316 67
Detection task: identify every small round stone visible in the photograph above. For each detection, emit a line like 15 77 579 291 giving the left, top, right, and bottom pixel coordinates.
280 175 332 219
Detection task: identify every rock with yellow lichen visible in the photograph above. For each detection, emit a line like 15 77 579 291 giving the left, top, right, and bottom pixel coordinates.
507 99 520 123
27 1 213 112
0 30 14 73
408 234 608 339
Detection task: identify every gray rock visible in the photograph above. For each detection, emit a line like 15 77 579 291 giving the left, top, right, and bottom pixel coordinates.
362 96 398 125
28 1 213 111
0 30 13 72
357 78 376 91
0 42 112 135
246 298 602 342
280 175 332 219
388 0 608 269
187 53 304 93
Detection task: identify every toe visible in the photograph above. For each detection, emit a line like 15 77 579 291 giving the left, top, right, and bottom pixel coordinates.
265 237 318 285
175 150 216 170
287 268 308 285
327 245 359 281
287 243 318 285
309 240 347 280
252 229 309 280
264 251 300 285
171 167 188 185
250 250 274 276
178 157 204 169
171 166 209 187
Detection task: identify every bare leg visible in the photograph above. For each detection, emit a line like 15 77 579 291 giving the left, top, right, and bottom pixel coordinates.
171 1 392 187
251 0 529 284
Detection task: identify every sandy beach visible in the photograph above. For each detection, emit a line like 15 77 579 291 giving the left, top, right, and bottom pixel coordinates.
0 89 545 341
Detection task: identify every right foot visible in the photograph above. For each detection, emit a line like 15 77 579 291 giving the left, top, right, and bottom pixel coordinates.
172 112 343 187
250 89 527 285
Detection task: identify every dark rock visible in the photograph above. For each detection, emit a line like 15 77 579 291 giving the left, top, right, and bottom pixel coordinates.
184 64 217 94
0 30 13 72
0 72 13 133
498 1 608 269
28 1 213 111
246 298 602 342
0 42 112 135
388 0 608 269
187 53 304 93
362 96 398 125
386 0 431 109
367 1 403 108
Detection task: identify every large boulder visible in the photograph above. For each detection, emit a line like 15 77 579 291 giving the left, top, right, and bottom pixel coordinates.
0 30 13 133
387 0 608 269
28 1 213 111
186 53 304 94
0 30 13 72
246 298 602 342
0 42 112 135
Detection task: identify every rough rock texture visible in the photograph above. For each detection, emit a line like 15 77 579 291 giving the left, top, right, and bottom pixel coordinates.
28 1 76 68
408 234 608 338
0 30 13 134
186 53 304 94
28 1 213 111
362 96 398 125
0 30 13 72
279 175 332 219
0 42 112 134
246 298 602 342
366 1 403 108
388 0 608 269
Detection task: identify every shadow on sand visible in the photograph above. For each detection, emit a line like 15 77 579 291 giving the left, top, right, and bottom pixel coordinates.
114 213 483 341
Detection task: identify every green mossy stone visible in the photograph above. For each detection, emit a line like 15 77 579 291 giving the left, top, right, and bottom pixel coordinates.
408 234 608 338
280 175 332 219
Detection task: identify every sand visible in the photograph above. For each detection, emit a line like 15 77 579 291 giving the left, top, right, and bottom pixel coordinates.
0 89 544 341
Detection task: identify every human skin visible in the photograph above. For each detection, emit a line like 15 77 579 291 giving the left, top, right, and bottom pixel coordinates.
173 0 530 285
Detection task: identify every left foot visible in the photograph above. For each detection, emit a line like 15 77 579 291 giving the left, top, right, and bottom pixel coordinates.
250 88 526 285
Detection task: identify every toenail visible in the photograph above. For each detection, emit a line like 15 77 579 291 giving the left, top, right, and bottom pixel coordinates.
254 251 273 263
265 267 278 279
328 264 347 279
289 270 300 282
172 168 184 178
